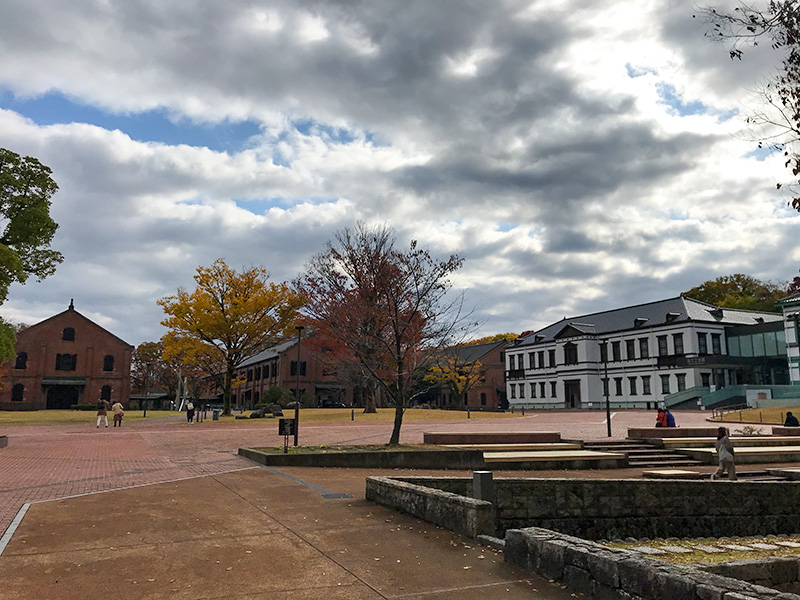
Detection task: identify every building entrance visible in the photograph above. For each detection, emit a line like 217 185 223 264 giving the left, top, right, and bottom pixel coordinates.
45 386 82 409
564 380 581 409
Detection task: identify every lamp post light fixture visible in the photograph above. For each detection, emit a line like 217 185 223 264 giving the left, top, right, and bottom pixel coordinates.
601 341 611 438
294 325 305 446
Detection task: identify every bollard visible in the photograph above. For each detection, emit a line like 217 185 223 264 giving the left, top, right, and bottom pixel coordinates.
760 411 763 423
351 409 354 421
467 408 470 419
522 407 525 416
473 471 494 503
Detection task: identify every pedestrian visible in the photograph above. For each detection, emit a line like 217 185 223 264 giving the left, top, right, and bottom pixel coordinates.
786 412 800 427
96 398 110 428
655 408 668 428
665 409 676 428
111 400 125 427
711 426 736 481
186 399 195 424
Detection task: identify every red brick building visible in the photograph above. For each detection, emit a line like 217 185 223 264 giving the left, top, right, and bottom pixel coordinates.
427 340 509 410
0 301 133 410
233 337 353 409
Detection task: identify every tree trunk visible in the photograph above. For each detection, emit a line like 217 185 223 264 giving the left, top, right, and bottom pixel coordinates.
363 381 378 413
389 362 404 445
222 363 234 416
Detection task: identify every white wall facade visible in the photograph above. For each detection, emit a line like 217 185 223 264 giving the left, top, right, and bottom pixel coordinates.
781 296 800 386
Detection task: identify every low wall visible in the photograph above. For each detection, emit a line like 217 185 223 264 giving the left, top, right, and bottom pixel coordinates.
701 557 800 593
0 435 7 449
384 476 800 539
422 432 561 445
365 476 494 539
239 447 485 469
773 427 800 436
504 527 800 600
628 427 722 438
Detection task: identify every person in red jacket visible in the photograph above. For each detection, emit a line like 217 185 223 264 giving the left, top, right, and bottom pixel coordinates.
655 408 668 428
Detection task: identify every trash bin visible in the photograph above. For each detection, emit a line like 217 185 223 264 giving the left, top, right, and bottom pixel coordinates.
212 410 220 421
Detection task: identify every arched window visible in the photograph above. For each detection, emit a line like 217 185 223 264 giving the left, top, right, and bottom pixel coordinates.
101 385 111 400
103 355 114 372
56 353 77 371
62 327 75 341
564 342 578 365
14 352 27 370
11 384 24 401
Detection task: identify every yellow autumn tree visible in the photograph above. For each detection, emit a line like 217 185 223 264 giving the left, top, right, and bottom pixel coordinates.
158 259 305 415
424 354 484 408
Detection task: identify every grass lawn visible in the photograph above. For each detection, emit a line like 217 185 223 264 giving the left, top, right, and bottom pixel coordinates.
0 407 521 426
0 410 178 426
711 405 800 425
606 536 800 564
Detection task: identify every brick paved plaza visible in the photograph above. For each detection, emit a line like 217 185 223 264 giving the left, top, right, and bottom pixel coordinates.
0 409 719 539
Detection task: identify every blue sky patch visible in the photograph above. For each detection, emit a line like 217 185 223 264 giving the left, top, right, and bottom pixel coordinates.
625 63 656 78
655 83 707 117
0 89 262 152
745 147 780 161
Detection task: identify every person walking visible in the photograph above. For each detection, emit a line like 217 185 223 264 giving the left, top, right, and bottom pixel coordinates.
111 400 125 427
96 398 110 428
711 426 736 481
186 399 195 424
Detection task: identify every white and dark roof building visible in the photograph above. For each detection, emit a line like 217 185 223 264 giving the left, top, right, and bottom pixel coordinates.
505 296 787 410
778 292 800 386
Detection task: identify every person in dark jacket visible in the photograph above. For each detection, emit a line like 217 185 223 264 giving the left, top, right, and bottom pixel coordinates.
665 409 676 427
785 412 800 427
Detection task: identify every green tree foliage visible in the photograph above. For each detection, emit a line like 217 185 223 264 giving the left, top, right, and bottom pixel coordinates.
0 148 64 302
684 273 786 312
698 1 800 211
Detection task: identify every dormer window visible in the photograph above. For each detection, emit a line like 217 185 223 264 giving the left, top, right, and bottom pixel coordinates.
62 327 75 341
665 312 680 322
709 308 723 319
634 318 648 327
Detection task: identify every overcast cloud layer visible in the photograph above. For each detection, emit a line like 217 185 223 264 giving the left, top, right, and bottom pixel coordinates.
1 0 798 345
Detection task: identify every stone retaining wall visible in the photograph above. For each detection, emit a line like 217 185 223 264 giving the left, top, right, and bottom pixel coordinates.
504 527 800 599
0 435 7 449
365 476 494 539
773 427 800 436
701 557 800 593
628 427 722 438
381 476 800 539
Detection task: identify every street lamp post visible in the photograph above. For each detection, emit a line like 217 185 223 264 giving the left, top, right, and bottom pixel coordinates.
294 325 305 447
602 341 611 438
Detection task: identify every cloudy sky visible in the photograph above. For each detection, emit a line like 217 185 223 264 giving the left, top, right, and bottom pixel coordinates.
1 0 798 346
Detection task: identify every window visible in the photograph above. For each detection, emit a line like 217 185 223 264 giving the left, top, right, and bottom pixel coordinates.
611 341 621 361
11 383 24 401
673 333 684 355
480 393 487 406
698 333 708 355
629 377 637 396
14 352 27 370
101 385 111 400
519 383 525 398
509 384 516 399
537 351 545 369
528 352 535 369
55 353 77 371
254 391 260 403
602 378 609 396
711 334 722 355
540 382 546 397
639 338 649 359
626 339 636 361
509 355 516 370
548 349 556 368
614 377 623 396
62 327 75 341
676 373 686 392
246 369 253 382
564 342 578 365
255 367 261 381
701 372 711 387
600 343 608 363
530 383 536 398
290 361 307 376
103 355 114 372
657 336 668 357
642 376 651 395
660 374 671 394
271 363 277 377
550 381 557 398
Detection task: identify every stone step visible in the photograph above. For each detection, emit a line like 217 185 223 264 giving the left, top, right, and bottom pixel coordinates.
629 460 706 467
